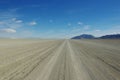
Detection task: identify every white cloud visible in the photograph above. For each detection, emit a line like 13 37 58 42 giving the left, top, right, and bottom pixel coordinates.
29 21 37 26
0 21 5 25
12 18 23 23
78 22 83 25
84 25 90 30
95 30 101 32
0 19 23 29
0 9 36 38
0 28 16 33
68 23 72 26
15 20 23 23
12 18 17 21
0 9 23 29
0 9 19 19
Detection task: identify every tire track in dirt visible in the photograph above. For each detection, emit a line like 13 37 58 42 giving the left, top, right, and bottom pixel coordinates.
70 40 120 80
0 40 120 80
0 40 62 80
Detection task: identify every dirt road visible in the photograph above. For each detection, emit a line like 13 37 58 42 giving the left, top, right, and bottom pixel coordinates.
0 39 120 80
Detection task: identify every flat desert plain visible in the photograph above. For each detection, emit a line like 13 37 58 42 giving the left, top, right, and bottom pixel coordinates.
0 39 120 80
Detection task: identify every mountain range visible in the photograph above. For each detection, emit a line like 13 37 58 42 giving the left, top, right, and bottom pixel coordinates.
71 34 120 39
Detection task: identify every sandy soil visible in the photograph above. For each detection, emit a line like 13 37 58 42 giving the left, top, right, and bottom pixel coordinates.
0 39 120 80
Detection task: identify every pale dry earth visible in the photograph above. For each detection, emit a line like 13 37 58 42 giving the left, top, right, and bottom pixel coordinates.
0 39 120 80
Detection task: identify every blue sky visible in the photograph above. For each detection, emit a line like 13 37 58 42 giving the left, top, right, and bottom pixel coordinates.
0 0 120 38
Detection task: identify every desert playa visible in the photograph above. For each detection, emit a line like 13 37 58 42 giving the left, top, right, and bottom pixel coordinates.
0 39 120 80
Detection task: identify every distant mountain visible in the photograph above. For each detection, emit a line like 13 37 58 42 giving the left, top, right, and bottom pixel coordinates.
71 34 95 39
71 34 120 39
99 34 120 39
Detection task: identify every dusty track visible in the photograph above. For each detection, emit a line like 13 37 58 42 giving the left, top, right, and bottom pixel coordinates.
0 39 120 80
